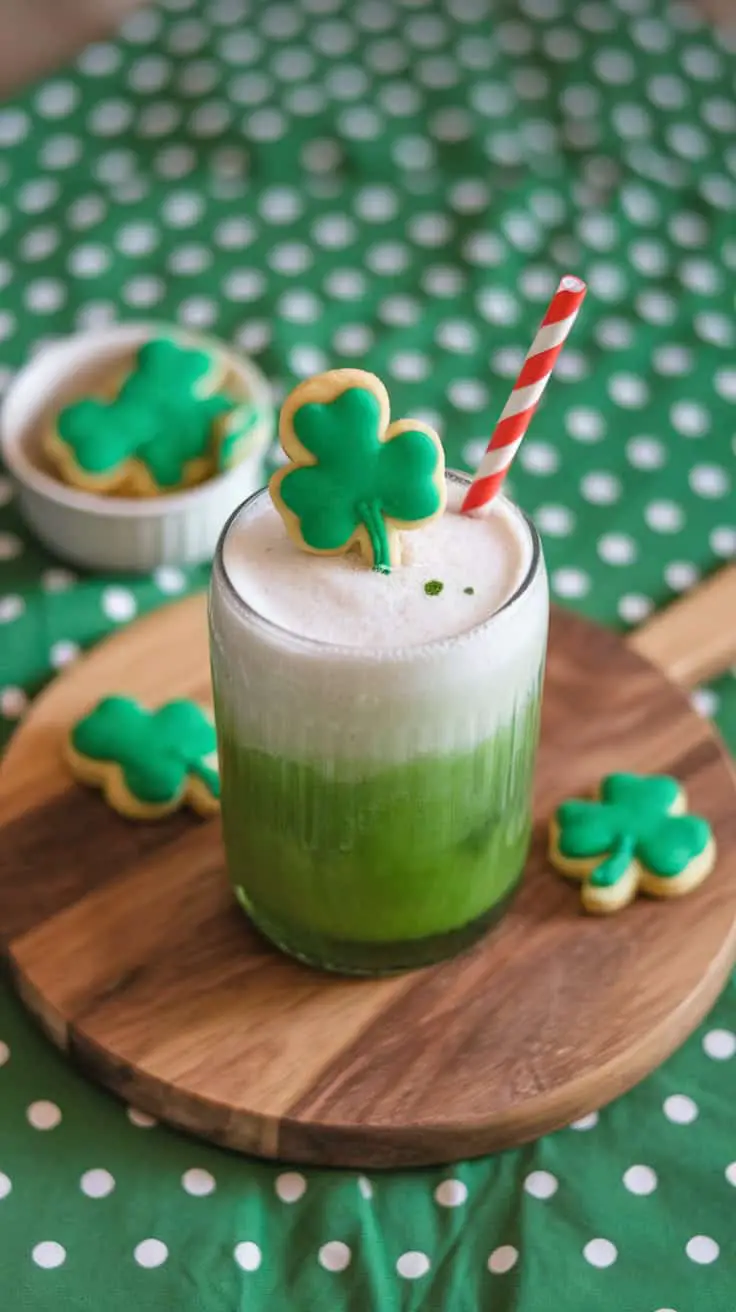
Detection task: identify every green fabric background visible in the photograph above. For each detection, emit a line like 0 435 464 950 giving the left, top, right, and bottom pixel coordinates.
0 0 734 1308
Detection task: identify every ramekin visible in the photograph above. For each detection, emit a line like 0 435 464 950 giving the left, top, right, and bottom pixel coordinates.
0 322 274 573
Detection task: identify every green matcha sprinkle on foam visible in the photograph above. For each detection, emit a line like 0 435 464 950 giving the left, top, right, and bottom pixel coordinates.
424 579 444 597
464 586 475 595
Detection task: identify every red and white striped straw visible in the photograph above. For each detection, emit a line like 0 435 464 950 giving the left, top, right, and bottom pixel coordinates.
461 274 587 514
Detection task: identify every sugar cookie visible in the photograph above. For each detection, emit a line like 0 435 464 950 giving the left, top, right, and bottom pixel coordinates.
549 772 715 914
67 695 220 820
270 368 446 574
46 336 239 497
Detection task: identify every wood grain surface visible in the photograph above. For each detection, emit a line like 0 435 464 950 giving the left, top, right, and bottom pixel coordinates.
1 593 735 1167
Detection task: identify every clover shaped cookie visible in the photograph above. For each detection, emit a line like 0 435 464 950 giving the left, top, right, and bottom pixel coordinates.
67 695 220 820
549 772 716 914
50 337 239 496
270 369 446 573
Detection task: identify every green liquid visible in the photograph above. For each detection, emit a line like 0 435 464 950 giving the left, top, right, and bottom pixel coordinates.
217 687 542 974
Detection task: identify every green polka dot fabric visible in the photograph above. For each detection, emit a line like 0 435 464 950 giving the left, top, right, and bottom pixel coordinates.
0 0 735 1306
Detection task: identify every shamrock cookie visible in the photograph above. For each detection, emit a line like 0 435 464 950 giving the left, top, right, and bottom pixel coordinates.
270 368 446 574
549 772 716 914
46 336 241 497
67 695 220 820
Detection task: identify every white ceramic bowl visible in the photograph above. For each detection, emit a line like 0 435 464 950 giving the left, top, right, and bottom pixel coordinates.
0 323 274 573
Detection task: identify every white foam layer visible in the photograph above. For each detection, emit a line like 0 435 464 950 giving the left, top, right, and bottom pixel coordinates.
210 478 548 767
222 481 531 648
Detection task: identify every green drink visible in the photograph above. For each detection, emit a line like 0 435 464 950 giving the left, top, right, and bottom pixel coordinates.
209 472 548 973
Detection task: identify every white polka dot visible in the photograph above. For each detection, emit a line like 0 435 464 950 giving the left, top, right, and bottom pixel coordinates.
390 352 431 383
629 239 669 276
397 1251 430 1279
21 225 61 261
134 1239 168 1268
583 1239 617 1268
523 1170 559 1200
235 321 271 354
691 688 719 718
127 54 171 94
151 566 186 595
0 108 29 145
275 1172 306 1203
607 373 649 408
0 1172 10 1199
0 593 23 623
366 242 410 277
0 687 26 720
449 179 490 215
689 465 729 499
67 194 106 230
127 1107 157 1128
487 1245 518 1274
566 408 605 443
702 1029 735 1060
32 1242 66 1269
636 289 676 326
68 244 110 278
710 527 736 558
570 1111 599 1130
686 1236 719 1265
0 312 16 344
324 268 366 299
89 99 133 136
377 296 419 328
626 436 666 469
408 213 454 248
81 1168 115 1198
588 260 628 301
598 533 637 565
268 243 312 276
580 472 621 505
102 587 137 624
332 324 374 356
618 594 653 623
222 269 266 303
214 218 256 251
122 9 161 43
123 276 165 309
434 1179 468 1207
653 344 692 376
162 191 204 228
422 265 466 298
49 641 80 670
41 568 76 592
27 1100 62 1130
679 258 721 295
279 290 321 323
182 1168 216 1196
77 41 121 75
552 568 590 599
357 1175 373 1199
116 222 159 257
318 1241 351 1272
312 214 357 249
534 505 575 537
476 288 520 325
714 368 736 402
463 232 505 267
18 178 60 214
435 320 477 353
665 562 699 592
645 501 684 533
234 1241 261 1271
623 1165 657 1195
519 442 559 475
663 1093 699 1124
447 379 489 412
726 1162 736 1187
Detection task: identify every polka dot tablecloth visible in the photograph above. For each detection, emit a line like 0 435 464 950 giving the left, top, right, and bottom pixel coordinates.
0 0 735 1307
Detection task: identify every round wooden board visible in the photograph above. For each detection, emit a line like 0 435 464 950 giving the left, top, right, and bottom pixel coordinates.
1 595 735 1168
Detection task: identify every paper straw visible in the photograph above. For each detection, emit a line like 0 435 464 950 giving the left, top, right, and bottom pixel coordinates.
461 275 587 513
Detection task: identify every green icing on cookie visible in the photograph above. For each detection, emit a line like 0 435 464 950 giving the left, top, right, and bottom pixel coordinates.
71 695 219 805
556 772 712 889
57 337 237 487
278 385 444 574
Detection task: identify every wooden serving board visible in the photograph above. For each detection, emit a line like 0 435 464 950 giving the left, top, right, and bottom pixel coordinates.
1 586 735 1168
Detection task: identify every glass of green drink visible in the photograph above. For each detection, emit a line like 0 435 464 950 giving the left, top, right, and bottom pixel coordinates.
209 468 548 974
